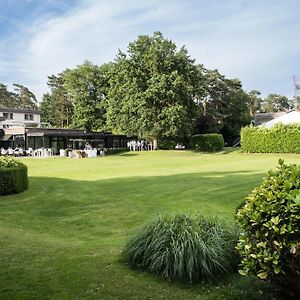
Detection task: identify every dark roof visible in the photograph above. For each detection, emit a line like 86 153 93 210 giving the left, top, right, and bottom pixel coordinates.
254 112 286 125
0 107 41 114
25 127 125 138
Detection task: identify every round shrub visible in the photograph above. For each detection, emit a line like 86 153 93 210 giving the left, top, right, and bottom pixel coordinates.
190 134 224 152
122 214 238 283
0 157 28 195
236 159 300 299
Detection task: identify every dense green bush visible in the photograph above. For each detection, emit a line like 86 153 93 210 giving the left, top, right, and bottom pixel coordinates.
0 157 28 195
236 160 300 299
190 134 224 152
122 214 238 283
241 123 300 153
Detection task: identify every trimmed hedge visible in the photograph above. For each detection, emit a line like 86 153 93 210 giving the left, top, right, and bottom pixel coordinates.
241 123 300 153
190 133 224 152
236 160 300 299
0 157 28 195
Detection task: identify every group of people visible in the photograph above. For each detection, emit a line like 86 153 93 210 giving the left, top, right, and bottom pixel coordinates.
127 140 153 151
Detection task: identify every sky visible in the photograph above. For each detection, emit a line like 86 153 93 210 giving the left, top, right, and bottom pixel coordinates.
0 0 299 101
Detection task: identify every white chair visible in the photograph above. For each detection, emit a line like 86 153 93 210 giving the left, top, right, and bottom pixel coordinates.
26 148 33 156
8 148 14 156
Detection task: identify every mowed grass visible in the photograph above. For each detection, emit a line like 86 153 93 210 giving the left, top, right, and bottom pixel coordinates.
1 150 300 300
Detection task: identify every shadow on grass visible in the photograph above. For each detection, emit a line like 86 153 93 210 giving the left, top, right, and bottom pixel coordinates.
118 153 139 157
190 147 240 155
1 169 265 230
0 170 274 300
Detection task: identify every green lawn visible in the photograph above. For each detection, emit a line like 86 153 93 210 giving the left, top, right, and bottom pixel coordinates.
1 150 300 299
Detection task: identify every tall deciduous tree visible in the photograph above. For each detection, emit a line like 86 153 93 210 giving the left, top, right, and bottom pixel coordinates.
64 61 109 131
39 71 73 127
194 67 251 143
107 32 200 148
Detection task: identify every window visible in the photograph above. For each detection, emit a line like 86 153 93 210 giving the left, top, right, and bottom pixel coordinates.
3 113 13 119
25 114 34 121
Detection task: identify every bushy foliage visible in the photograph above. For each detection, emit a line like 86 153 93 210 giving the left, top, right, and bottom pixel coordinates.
122 214 238 283
241 124 300 153
0 157 28 195
190 133 224 152
236 160 300 298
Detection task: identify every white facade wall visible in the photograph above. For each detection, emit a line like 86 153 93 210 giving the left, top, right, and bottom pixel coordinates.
0 109 41 128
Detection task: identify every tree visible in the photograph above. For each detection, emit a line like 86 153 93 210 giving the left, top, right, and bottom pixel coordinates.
39 71 73 127
13 83 38 110
106 32 201 148
39 93 58 126
248 90 262 115
194 67 251 143
263 93 291 112
0 83 16 107
64 61 109 131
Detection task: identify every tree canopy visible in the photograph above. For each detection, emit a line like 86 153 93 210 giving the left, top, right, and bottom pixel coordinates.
0 83 38 110
106 32 201 148
39 62 109 130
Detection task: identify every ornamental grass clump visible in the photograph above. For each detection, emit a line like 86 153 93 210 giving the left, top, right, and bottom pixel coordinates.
236 159 300 299
122 214 238 283
0 156 28 195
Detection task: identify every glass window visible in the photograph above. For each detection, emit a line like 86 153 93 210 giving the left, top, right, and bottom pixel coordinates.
10 113 13 119
29 114 33 121
25 114 28 120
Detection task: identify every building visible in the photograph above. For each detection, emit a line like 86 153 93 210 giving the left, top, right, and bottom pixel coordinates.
0 107 41 129
0 107 128 153
260 111 300 128
253 112 286 126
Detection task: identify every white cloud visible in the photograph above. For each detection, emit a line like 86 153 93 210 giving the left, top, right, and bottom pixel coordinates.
1 0 299 99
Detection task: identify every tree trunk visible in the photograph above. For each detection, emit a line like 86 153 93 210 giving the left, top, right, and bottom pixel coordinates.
153 138 158 150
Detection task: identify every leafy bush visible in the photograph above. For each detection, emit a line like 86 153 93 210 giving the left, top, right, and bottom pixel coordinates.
190 134 224 152
236 160 300 299
158 139 178 150
122 214 238 283
241 123 300 153
0 157 28 195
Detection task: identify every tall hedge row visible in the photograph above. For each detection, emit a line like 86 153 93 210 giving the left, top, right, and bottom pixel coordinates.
0 157 28 195
190 134 224 152
241 124 300 153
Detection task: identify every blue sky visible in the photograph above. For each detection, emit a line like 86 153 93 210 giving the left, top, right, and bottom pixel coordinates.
0 0 299 101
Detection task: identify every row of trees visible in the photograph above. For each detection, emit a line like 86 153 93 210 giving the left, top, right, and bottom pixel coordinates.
248 90 292 114
39 32 254 146
0 83 38 110
1 32 295 147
